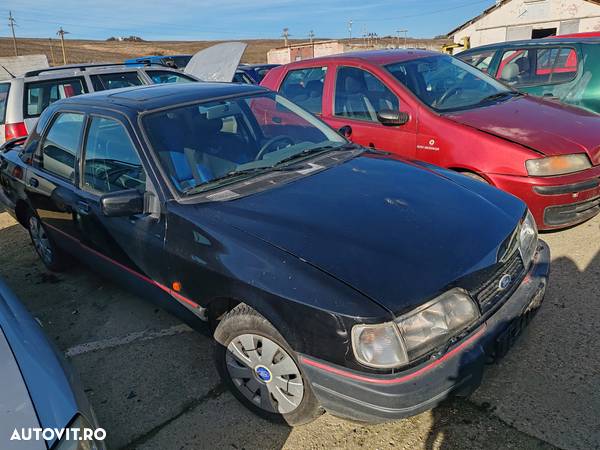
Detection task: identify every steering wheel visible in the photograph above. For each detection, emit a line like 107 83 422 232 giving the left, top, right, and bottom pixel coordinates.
437 87 463 107
255 136 294 161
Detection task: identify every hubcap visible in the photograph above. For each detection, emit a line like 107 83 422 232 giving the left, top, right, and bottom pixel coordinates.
29 217 52 264
226 334 304 414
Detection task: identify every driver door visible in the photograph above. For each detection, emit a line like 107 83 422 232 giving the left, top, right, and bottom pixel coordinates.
325 65 416 156
73 113 166 281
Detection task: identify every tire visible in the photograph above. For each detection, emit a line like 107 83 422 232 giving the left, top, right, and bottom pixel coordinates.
27 213 67 272
214 304 323 426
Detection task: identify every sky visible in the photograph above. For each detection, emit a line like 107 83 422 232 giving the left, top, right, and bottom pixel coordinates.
4 0 496 41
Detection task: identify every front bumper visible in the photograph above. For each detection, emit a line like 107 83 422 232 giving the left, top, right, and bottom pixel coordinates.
488 168 600 230
298 240 550 423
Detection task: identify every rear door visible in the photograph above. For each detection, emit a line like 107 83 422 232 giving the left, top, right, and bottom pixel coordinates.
26 111 86 250
23 77 87 134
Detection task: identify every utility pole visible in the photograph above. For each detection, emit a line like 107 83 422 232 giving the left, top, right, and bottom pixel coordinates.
48 38 56 65
397 29 408 48
8 11 18 56
282 28 290 47
57 27 69 64
308 30 315 45
348 20 353 41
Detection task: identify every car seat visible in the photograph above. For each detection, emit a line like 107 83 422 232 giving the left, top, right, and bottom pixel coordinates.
336 73 377 121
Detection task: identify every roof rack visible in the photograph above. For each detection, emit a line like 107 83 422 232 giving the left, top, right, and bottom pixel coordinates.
24 61 170 78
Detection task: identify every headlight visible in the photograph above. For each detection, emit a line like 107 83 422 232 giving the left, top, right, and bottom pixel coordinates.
352 289 480 369
525 154 591 176
53 415 102 450
518 210 538 269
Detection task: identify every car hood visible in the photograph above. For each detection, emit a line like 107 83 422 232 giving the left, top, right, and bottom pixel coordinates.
0 278 84 448
0 328 45 450
207 155 525 315
184 42 247 82
446 95 600 165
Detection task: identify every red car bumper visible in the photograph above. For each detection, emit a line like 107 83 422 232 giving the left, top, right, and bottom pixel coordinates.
488 166 600 230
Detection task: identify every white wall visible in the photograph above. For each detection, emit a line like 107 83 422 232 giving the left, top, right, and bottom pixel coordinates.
453 0 600 47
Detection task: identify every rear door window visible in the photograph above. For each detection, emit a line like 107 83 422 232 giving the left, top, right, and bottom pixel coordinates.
25 78 87 118
90 72 144 91
145 70 195 84
39 112 85 181
82 116 146 194
280 67 327 115
0 83 10 125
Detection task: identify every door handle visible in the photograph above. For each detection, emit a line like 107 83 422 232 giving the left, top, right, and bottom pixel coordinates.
28 177 39 188
77 201 91 215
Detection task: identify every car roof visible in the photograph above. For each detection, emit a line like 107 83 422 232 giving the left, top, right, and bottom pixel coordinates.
460 37 600 53
58 82 269 112
22 63 177 79
283 49 440 67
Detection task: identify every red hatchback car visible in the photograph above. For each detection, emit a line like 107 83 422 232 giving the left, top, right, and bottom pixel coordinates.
261 50 600 230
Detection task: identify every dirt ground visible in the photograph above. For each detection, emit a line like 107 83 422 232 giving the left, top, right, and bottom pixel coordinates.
0 203 598 450
0 37 449 64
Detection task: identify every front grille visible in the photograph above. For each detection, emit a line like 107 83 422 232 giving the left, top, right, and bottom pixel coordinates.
473 250 525 314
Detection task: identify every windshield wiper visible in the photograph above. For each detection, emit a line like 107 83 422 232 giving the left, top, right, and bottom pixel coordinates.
273 143 355 167
478 91 521 105
182 165 299 195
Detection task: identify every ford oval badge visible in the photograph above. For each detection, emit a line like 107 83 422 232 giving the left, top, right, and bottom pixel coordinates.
498 274 512 291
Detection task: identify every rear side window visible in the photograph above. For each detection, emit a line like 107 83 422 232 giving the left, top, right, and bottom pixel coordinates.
280 67 327 114
145 70 194 84
497 47 578 87
458 50 496 73
82 116 146 194
90 72 144 91
25 78 86 118
40 113 85 181
0 83 10 125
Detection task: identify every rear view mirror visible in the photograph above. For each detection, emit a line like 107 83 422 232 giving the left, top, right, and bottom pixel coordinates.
100 190 144 217
377 110 410 127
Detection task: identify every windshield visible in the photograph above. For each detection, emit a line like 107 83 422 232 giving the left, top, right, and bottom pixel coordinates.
143 92 346 195
386 55 515 112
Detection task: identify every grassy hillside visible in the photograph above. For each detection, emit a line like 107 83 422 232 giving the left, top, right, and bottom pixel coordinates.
0 37 448 65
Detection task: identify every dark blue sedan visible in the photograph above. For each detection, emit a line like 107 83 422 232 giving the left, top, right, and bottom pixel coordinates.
0 83 549 425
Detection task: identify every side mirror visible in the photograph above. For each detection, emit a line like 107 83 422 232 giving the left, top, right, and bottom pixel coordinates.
339 125 353 138
100 189 144 217
376 110 410 127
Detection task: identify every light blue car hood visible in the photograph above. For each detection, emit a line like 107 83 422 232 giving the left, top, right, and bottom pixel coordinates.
0 327 45 450
0 278 83 448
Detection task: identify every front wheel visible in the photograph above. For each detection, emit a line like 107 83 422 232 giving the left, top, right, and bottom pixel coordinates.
214 304 322 426
27 214 66 272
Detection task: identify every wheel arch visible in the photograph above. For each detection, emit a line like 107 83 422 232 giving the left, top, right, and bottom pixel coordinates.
14 199 32 228
448 166 494 185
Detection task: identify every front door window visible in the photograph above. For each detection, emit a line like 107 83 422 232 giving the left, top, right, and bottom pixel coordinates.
82 116 146 194
334 66 399 122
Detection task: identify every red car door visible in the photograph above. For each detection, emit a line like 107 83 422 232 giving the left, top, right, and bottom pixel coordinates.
322 63 417 157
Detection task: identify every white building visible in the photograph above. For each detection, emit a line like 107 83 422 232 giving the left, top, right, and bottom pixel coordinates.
449 0 600 49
